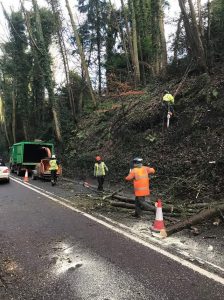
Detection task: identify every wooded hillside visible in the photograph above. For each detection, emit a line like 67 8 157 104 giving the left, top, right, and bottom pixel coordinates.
0 0 224 207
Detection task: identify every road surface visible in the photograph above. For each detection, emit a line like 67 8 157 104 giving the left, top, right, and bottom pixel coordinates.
0 178 223 299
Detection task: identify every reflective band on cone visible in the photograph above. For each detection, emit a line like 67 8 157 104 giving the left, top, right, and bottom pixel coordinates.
24 169 29 183
151 199 165 232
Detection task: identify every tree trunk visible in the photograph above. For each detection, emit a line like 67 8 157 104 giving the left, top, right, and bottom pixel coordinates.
12 88 16 143
120 0 137 84
173 14 182 65
178 0 207 72
49 0 77 122
207 0 212 66
23 121 28 140
129 0 140 85
197 0 204 36
96 0 102 95
0 95 11 146
188 0 207 70
158 0 167 73
166 203 224 236
65 0 97 107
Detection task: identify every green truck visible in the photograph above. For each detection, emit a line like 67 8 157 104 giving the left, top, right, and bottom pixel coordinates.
10 141 54 175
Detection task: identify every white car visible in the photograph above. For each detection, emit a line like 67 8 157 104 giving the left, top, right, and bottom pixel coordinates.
0 162 10 183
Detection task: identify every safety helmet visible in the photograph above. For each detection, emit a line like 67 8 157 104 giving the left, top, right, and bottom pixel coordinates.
133 157 143 164
52 154 56 159
96 156 101 161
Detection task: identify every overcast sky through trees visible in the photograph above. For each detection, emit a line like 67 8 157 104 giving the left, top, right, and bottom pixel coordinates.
0 0 207 84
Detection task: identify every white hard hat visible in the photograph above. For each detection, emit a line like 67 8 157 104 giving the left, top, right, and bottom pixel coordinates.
133 157 143 164
52 154 56 158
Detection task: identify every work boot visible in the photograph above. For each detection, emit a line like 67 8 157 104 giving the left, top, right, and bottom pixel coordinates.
131 213 141 219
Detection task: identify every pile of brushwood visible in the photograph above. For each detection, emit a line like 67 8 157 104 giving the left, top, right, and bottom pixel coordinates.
83 182 224 236
63 67 224 235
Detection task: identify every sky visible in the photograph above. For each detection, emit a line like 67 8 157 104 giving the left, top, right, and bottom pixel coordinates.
0 0 207 84
0 0 180 44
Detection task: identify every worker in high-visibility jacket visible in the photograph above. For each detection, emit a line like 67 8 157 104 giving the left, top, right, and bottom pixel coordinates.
163 90 174 116
125 157 155 218
49 154 59 186
94 156 109 191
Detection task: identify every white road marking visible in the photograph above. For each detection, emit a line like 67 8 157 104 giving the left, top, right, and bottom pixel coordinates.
10 176 224 285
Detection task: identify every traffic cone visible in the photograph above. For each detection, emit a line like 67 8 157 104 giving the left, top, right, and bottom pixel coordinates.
24 169 29 183
151 199 166 234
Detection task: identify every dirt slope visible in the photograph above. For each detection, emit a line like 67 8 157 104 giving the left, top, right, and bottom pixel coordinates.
63 71 224 205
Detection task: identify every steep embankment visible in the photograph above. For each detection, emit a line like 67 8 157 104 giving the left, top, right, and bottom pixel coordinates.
63 71 224 204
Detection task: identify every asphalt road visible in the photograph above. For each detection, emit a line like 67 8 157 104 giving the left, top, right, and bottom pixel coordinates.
0 179 224 300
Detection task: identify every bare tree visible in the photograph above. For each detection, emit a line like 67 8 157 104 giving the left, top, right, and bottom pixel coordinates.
48 0 77 122
178 0 207 72
65 0 97 107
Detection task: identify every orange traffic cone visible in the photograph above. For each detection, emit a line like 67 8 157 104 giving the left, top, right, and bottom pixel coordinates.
151 199 166 233
24 169 29 183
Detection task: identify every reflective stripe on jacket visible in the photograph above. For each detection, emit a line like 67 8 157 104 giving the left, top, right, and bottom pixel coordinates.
163 93 174 104
49 159 58 171
125 166 155 196
94 162 108 177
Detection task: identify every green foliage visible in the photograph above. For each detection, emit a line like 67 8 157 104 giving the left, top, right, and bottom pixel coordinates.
211 0 224 61
0 5 60 146
105 53 127 71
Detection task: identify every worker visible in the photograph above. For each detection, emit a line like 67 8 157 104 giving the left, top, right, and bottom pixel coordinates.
162 90 174 116
94 156 108 191
125 157 155 218
49 154 59 186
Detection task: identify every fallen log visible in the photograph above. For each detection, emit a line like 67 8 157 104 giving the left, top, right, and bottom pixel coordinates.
112 194 135 204
102 188 124 200
112 194 196 214
166 204 224 236
110 202 135 209
83 182 199 215
110 201 183 217
186 201 224 209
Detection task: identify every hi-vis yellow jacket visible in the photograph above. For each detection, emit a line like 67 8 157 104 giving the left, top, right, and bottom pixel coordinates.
94 162 108 177
163 93 174 104
49 159 58 171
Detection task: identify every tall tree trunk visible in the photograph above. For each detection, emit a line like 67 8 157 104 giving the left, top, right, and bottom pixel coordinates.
12 88 16 144
0 94 10 146
108 0 131 79
23 121 28 140
197 0 204 36
96 0 102 95
65 0 97 107
158 0 167 73
129 0 140 85
207 0 212 66
188 0 207 70
32 0 62 142
178 0 207 72
120 0 137 83
173 14 182 65
49 0 77 122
